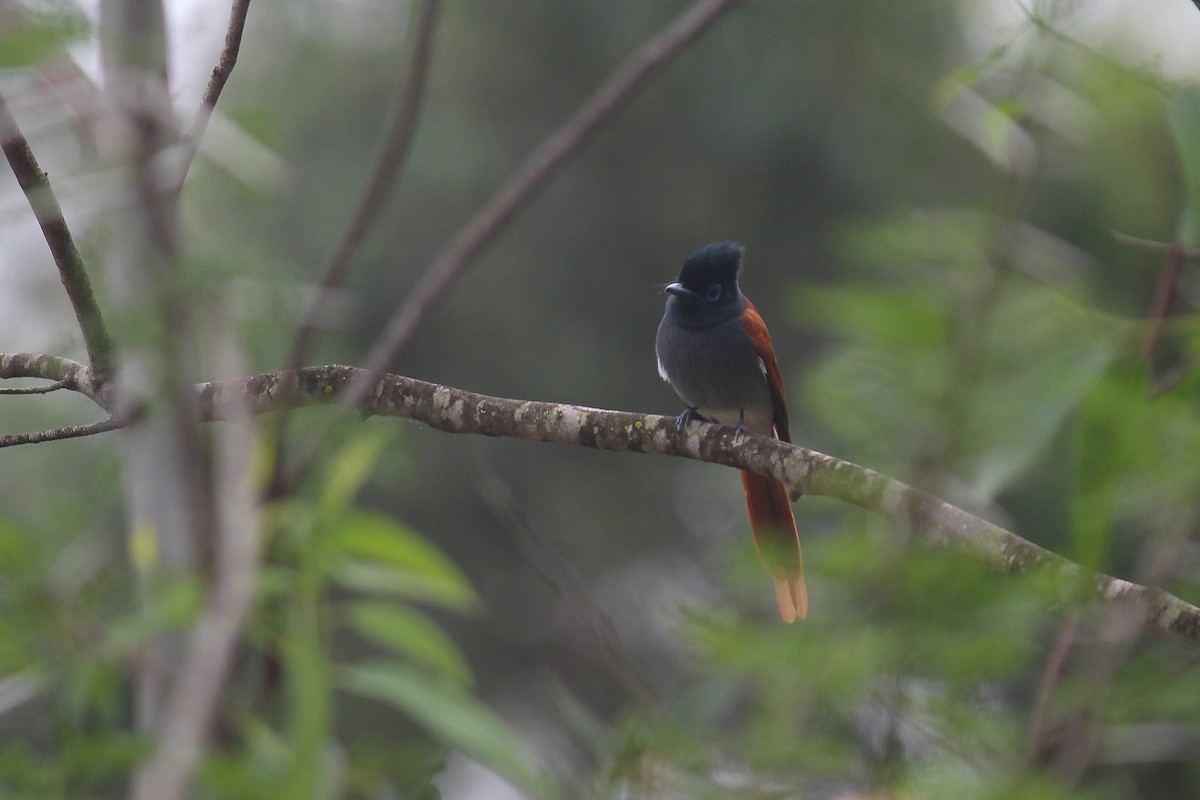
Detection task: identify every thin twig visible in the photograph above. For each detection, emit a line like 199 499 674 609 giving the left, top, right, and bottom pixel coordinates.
0 380 66 395
1143 243 1184 361
0 92 115 380
1015 3 1169 96
1112 230 1200 257
1025 611 1079 763
0 418 121 448
286 0 440 373
1111 231 1195 362
471 445 658 705
177 0 252 185
280 0 745 490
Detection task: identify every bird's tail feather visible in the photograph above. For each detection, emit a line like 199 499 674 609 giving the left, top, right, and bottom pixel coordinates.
741 470 807 622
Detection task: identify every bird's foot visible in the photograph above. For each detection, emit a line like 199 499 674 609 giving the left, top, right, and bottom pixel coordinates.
732 411 747 443
675 407 705 430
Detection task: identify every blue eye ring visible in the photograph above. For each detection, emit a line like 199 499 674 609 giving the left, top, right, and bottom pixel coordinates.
705 284 722 302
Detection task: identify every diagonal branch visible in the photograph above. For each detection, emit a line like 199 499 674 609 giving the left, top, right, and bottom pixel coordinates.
5 356 1197 644
0 418 122 448
0 380 66 395
0 94 116 380
211 368 1200 645
287 0 440 372
471 447 657 705
177 0 252 185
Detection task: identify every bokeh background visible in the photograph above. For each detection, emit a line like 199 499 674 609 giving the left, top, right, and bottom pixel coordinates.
3 1 1200 797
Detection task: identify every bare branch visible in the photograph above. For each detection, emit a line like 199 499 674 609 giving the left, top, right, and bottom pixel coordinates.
6 357 1198 643
1111 231 1196 362
1143 242 1184 361
0 352 108 406
1112 230 1200 257
214 367 1200 644
1026 611 1079 762
0 93 116 380
287 0 440 371
177 0 252 184
0 418 121 448
0 380 66 395
471 446 657 705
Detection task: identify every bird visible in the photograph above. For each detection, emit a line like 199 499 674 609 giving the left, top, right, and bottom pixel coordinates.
655 242 807 622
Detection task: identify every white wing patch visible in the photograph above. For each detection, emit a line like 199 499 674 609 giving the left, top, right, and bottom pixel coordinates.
757 357 768 378
657 355 670 382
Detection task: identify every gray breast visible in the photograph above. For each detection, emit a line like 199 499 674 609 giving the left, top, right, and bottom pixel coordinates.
655 313 772 426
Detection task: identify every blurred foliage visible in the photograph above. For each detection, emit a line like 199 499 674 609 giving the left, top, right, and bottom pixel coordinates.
2 0 1200 798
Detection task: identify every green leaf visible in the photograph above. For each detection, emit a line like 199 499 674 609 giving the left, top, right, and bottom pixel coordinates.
345 602 473 685
282 588 332 797
330 511 478 611
342 662 554 798
332 561 476 612
320 432 392 509
963 284 1115 495
100 578 204 659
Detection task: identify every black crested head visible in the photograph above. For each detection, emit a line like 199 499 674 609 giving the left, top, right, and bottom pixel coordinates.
661 241 746 328
678 241 744 290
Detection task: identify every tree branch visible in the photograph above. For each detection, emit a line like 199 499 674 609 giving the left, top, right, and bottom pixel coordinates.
1111 230 1200 257
1142 242 1183 361
0 418 122 448
0 380 65 396
177 0 252 185
5 358 1198 642
0 352 109 407
214 368 1200 643
272 0 440 491
0 93 116 380
287 0 440 372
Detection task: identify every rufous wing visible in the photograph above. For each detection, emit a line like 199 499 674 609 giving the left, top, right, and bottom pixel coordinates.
741 299 791 444
740 298 806 620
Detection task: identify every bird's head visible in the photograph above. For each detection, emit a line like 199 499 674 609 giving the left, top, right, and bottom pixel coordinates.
663 241 745 326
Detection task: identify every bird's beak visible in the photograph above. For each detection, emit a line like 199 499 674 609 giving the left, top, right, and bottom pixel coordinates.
664 282 698 299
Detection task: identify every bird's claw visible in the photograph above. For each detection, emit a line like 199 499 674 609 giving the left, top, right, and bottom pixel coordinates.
675 407 702 430
732 412 747 443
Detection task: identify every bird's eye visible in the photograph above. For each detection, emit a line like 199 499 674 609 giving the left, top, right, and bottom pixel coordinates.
705 284 722 302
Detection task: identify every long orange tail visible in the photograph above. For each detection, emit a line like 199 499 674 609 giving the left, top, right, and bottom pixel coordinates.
741 471 807 622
